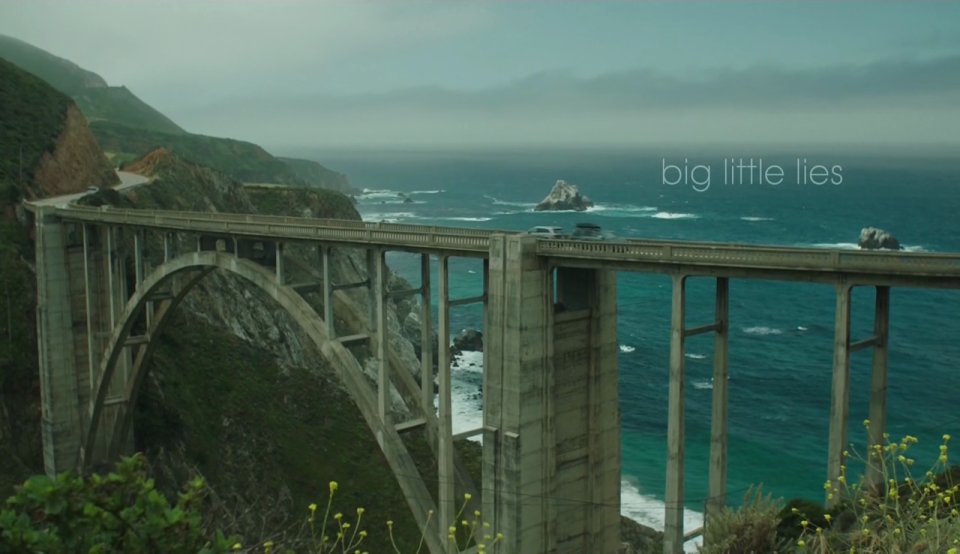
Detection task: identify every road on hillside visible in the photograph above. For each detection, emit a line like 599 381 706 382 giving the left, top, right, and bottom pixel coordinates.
29 171 148 209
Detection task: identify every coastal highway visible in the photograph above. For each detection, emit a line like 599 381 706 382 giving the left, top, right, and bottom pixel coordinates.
28 170 148 209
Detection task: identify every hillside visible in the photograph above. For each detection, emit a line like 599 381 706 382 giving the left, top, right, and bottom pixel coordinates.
2 35 358 194
1 54 114 497
0 33 186 135
0 56 117 200
90 120 304 186
277 156 359 193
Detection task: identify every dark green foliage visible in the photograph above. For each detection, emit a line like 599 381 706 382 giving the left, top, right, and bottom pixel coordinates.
135 310 426 552
700 485 791 554
0 454 237 553
89 121 303 185
0 56 72 198
246 186 361 222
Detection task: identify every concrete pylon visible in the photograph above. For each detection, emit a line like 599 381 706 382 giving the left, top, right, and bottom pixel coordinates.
484 234 620 554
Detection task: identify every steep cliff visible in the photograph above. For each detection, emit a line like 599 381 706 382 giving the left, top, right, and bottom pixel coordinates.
0 57 117 200
277 157 359 194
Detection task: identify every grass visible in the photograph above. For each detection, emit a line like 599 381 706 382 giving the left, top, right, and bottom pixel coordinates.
89 121 304 186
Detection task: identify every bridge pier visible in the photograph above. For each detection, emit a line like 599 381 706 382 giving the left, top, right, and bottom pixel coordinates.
826 284 890 506
664 275 729 554
485 235 620 554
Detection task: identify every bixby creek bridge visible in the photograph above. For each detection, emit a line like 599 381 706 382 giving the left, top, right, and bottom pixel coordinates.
28 203 960 554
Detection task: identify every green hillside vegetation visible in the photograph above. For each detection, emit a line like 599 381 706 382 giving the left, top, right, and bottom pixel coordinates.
0 57 73 199
0 33 106 95
277 156 358 193
0 56 55 495
90 121 304 185
74 86 186 135
0 33 185 135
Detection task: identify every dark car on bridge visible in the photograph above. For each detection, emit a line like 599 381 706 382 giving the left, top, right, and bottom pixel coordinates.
570 222 617 241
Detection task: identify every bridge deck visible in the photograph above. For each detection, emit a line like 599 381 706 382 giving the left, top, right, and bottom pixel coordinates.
51 205 960 286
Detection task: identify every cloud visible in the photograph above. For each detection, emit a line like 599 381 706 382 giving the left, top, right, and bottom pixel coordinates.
0 2 494 93
220 54 960 114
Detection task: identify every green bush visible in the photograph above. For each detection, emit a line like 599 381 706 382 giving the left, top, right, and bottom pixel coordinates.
699 485 791 554
0 454 236 553
699 425 960 554
0 456 503 554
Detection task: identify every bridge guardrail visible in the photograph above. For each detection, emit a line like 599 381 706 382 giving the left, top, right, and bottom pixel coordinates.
537 238 960 275
51 206 960 276
56 205 506 238
53 206 493 252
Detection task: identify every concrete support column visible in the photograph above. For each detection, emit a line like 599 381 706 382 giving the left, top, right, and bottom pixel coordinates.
275 242 285 285
707 277 730 516
106 227 116 331
664 274 687 554
133 230 144 290
485 234 550 553
485 235 620 554
82 225 98 401
865 286 890 488
365 249 377 336
437 254 455 550
35 207 82 476
163 233 172 262
587 267 621 554
827 283 852 507
420 253 434 415
322 246 335 339
374 249 390 429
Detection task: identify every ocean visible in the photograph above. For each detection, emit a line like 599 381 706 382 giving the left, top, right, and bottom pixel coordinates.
289 148 960 550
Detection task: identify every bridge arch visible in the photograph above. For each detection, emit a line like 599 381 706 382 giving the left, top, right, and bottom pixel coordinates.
82 250 440 548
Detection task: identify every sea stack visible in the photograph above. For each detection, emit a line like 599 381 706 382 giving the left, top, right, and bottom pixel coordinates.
534 180 594 212
858 227 901 250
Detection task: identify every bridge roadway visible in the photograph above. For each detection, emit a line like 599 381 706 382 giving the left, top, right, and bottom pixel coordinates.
53 204 960 288
35 202 960 554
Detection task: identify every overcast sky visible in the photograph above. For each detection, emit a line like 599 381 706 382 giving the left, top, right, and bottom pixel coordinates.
2 1 959 150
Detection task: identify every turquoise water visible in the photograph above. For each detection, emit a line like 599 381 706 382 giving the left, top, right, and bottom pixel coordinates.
293 148 960 538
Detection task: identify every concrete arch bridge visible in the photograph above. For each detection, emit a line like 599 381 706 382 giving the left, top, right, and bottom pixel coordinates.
29 204 960 554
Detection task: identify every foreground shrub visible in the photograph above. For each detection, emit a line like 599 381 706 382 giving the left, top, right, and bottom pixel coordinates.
0 454 236 552
699 485 791 554
702 425 960 554
0 454 504 553
792 423 959 553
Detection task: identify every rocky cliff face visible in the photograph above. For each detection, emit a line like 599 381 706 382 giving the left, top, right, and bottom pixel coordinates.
32 105 119 196
534 179 595 211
